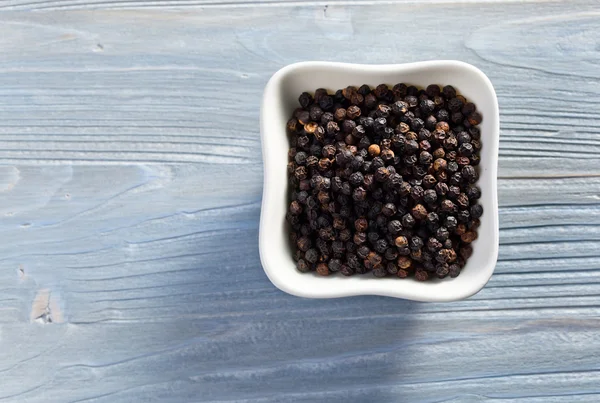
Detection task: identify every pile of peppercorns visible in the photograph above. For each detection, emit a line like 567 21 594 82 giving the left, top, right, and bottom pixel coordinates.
286 83 483 281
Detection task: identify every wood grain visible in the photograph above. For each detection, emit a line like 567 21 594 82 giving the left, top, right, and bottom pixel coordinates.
1 1 600 402
0 0 567 11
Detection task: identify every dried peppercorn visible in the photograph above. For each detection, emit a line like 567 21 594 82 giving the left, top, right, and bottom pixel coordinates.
316 263 330 276
374 84 389 99
287 84 483 280
470 204 484 219
461 231 478 243
415 270 429 281
423 189 437 204
368 144 381 157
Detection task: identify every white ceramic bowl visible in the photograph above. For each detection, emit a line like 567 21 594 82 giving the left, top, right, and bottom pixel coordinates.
260 61 499 302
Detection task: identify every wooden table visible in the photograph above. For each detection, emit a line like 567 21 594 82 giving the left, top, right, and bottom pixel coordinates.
1 1 599 401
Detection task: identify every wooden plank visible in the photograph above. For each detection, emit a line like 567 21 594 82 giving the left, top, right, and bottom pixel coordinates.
0 2 599 402
0 0 571 11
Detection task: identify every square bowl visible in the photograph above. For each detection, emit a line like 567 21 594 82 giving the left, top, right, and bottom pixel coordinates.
259 61 499 302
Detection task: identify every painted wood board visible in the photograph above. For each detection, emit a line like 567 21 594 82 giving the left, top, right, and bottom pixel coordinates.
0 2 600 401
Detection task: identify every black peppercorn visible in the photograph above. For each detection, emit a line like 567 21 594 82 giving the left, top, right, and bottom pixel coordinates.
462 165 478 183
419 151 433 165
457 210 470 224
374 84 389 99
415 270 429 281
382 203 397 217
470 204 483 219
289 83 482 280
375 239 388 253
423 189 437 205
405 96 418 108
420 99 435 115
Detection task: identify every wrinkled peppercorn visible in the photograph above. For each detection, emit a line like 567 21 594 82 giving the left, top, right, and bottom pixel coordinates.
287 84 483 280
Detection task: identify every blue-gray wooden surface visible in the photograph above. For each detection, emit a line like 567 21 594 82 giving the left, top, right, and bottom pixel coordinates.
1 1 600 402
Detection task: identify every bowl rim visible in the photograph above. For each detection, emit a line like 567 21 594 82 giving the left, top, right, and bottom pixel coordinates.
259 60 499 301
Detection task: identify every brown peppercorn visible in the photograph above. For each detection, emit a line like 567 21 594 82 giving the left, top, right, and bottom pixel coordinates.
380 149 395 162
375 167 390 182
440 199 457 213
347 105 361 120
436 121 450 132
334 107 347 121
395 236 409 248
368 144 381 156
455 224 467 236
290 200 302 215
326 121 340 135
397 256 412 269
412 204 428 220
294 166 307 180
316 263 330 276
436 248 457 263
318 158 332 171
433 147 445 159
461 231 478 243
317 191 330 204
433 158 447 172
415 270 429 281
396 122 410 133
355 217 368 232
342 86 357 100
287 118 299 132
411 249 423 261
366 251 383 267
304 122 318 134
297 236 311 252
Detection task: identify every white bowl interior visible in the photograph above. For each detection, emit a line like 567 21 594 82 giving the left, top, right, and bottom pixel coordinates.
260 61 499 301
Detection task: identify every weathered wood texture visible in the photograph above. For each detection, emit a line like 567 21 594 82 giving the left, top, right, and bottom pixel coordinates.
0 0 559 11
1 2 600 402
